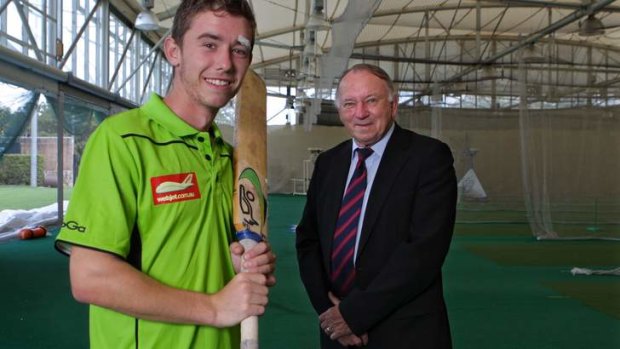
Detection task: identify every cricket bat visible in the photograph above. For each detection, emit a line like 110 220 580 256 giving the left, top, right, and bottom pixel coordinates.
233 69 268 349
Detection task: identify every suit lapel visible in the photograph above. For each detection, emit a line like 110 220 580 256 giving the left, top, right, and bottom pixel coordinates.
357 125 412 256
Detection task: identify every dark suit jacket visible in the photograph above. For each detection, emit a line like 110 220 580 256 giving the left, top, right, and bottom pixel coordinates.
296 124 457 349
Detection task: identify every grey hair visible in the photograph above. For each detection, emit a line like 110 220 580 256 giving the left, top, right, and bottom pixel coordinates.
334 63 397 108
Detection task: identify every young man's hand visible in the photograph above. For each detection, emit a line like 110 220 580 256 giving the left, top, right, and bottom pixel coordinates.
209 272 269 327
230 241 276 286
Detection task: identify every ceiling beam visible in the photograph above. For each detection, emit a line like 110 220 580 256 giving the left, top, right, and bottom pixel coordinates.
128 1 620 47
254 32 620 71
422 0 617 94
370 1 620 19
349 52 620 72
157 4 179 20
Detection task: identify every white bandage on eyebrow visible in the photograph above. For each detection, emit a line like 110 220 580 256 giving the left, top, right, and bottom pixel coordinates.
238 35 251 49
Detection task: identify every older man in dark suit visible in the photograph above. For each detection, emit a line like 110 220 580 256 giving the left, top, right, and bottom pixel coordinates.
296 63 457 348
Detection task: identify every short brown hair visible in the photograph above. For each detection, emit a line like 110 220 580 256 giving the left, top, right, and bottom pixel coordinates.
170 0 257 48
335 64 397 108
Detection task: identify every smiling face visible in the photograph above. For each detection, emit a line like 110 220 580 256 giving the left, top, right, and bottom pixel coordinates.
336 69 398 147
164 10 252 127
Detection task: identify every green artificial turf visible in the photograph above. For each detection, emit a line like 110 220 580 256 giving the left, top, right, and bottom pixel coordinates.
544 280 620 320
259 194 319 349
463 240 620 266
0 231 88 348
455 222 532 236
1 194 618 348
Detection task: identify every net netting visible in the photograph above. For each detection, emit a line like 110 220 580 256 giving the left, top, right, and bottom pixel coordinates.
259 100 619 241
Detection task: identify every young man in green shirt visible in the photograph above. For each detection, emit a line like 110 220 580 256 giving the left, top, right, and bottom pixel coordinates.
56 1 275 348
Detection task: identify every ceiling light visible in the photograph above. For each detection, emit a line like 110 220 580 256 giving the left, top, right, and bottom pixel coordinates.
136 10 160 31
135 0 160 31
579 14 604 37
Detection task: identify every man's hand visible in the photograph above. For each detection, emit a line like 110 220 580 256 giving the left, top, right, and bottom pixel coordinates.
230 241 276 286
319 292 368 347
209 272 269 327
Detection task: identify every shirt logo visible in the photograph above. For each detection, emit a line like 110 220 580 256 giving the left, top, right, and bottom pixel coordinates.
151 173 201 205
61 220 86 233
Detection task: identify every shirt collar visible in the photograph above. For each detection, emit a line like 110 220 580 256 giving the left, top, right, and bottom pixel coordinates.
141 93 226 144
350 122 395 159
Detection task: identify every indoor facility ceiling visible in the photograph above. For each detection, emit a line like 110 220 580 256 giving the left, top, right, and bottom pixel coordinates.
111 0 620 105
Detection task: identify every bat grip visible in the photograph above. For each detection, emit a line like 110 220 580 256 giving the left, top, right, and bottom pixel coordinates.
240 316 259 349
236 229 264 349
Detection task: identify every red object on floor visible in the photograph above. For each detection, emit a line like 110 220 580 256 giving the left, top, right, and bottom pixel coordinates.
18 226 47 240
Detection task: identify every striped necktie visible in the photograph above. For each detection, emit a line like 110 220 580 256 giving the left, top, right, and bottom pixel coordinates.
331 147 374 297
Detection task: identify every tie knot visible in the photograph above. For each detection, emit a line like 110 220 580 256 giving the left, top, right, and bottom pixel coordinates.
356 147 373 161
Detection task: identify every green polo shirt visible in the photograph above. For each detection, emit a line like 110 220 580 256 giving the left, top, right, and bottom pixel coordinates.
56 94 238 349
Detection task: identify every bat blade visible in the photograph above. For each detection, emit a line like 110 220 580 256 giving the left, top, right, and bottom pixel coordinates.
233 69 268 349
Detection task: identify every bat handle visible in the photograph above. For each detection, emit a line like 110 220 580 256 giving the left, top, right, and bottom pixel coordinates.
240 315 259 349
236 229 264 349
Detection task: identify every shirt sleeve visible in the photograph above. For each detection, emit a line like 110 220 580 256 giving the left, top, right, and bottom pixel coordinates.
56 121 138 258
